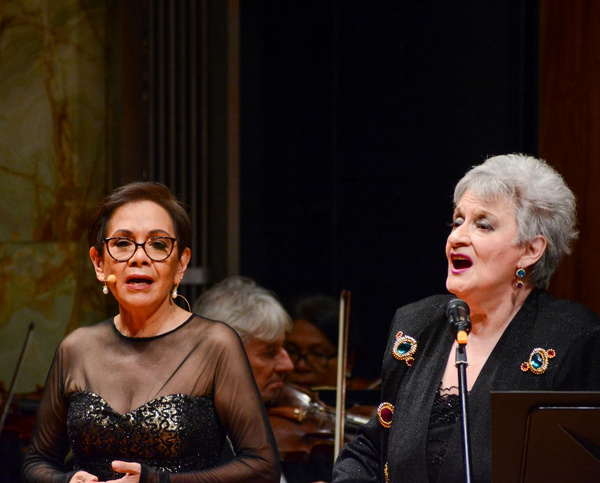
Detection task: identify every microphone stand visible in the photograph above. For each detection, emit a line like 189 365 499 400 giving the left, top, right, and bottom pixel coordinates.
455 339 473 483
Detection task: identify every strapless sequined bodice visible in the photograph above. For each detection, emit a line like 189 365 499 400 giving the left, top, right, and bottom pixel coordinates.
67 391 225 480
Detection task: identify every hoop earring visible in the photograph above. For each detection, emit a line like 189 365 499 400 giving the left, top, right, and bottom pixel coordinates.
171 285 191 311
103 283 109 295
515 267 526 289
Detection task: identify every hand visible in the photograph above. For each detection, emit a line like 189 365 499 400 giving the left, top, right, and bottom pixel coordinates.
69 471 98 482
101 461 142 483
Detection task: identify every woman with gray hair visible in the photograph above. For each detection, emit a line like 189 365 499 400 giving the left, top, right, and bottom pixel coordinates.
333 154 600 482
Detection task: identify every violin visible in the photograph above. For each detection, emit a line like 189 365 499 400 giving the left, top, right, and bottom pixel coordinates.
269 291 378 482
267 383 376 463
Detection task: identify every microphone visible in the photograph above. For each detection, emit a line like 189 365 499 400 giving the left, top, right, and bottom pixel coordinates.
446 299 471 345
447 298 474 481
106 274 116 284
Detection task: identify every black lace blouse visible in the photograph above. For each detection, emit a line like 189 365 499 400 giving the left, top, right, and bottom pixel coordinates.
22 315 279 482
426 386 461 482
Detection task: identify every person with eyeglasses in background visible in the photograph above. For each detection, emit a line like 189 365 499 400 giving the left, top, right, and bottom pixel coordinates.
193 277 341 483
285 295 372 391
281 296 378 483
22 182 279 483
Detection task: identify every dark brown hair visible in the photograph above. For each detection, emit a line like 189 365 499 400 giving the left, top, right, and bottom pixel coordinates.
292 295 360 353
87 182 192 258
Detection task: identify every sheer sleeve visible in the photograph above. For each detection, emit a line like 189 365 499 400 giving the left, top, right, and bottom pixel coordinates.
23 318 280 483
144 323 280 483
21 344 77 483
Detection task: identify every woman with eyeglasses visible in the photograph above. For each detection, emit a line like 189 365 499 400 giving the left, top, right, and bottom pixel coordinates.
285 296 342 390
22 182 279 483
285 295 373 391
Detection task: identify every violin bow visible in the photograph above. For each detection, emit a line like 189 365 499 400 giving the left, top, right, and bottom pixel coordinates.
334 290 351 460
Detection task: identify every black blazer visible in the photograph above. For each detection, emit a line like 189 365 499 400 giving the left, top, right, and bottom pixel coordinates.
333 289 600 482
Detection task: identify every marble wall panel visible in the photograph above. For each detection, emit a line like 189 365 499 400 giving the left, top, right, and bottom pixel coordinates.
0 0 109 392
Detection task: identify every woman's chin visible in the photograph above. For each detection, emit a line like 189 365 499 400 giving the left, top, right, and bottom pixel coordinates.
446 277 469 299
446 275 459 292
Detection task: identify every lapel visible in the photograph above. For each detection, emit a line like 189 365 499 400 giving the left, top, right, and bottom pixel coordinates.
380 295 453 481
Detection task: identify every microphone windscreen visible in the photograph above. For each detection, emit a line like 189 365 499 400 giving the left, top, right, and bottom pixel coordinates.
446 298 472 340
106 274 116 284
446 298 470 317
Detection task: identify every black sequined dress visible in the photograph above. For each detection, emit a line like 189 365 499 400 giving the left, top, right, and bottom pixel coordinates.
22 315 279 482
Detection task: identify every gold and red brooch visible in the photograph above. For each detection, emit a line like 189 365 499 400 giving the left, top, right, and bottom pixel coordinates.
521 347 556 375
392 331 418 366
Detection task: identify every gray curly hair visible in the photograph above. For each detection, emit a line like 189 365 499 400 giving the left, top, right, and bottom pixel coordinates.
193 276 292 342
454 154 577 289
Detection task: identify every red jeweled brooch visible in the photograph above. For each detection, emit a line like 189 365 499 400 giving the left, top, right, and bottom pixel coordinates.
377 401 394 429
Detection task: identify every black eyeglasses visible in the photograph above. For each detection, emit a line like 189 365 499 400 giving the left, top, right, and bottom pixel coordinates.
285 345 337 369
104 236 177 262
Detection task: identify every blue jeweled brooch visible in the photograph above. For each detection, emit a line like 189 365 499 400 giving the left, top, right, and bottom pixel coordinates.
521 347 556 375
392 331 418 366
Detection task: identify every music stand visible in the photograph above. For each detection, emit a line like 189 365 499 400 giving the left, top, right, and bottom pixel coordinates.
491 391 600 482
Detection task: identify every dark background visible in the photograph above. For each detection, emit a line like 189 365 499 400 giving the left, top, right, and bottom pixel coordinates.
239 1 538 378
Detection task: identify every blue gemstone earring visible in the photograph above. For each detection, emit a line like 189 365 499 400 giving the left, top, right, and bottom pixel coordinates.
515 267 526 289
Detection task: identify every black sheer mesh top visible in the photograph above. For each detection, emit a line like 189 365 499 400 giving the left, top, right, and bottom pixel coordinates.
426 385 461 482
22 315 279 483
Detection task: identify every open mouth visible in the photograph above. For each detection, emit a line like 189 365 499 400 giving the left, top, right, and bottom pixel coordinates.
126 276 154 286
451 254 473 270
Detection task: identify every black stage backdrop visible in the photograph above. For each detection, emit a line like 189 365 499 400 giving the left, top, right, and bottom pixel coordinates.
239 1 538 379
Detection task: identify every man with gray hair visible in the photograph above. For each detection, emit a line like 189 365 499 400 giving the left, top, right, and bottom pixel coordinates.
196 277 336 482
193 276 294 406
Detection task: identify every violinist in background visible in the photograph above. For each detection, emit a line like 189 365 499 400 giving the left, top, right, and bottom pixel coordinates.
193 276 294 407
194 278 339 483
285 296 373 391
